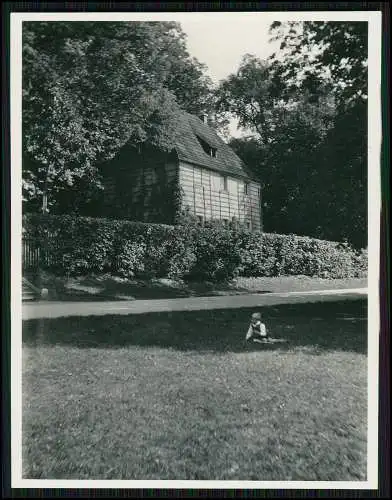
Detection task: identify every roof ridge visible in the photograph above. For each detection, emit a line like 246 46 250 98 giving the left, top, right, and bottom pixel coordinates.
173 111 254 180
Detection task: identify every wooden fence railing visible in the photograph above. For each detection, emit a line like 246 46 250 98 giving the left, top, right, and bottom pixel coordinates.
22 237 41 270
22 236 60 270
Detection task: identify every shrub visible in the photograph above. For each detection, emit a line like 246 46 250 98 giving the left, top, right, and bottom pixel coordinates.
236 231 367 279
22 214 367 281
238 233 285 277
351 248 368 278
116 240 146 278
168 246 197 280
189 226 242 282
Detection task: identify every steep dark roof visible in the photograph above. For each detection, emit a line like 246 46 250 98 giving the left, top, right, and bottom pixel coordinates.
173 112 254 180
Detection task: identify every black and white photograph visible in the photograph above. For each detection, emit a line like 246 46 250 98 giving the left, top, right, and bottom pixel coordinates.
10 8 382 490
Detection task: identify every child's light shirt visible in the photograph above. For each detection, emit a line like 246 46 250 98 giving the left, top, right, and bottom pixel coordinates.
246 320 267 340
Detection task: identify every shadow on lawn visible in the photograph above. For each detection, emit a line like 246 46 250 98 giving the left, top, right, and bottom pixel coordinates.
23 300 368 354
28 274 270 301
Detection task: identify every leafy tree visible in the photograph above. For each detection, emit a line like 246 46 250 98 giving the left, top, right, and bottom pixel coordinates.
217 54 335 142
217 55 283 142
268 21 368 108
304 99 367 247
162 26 214 115
218 22 367 247
22 21 213 212
217 54 336 236
268 21 368 247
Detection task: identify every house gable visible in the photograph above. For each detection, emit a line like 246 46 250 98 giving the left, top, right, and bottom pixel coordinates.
173 112 255 180
172 112 262 231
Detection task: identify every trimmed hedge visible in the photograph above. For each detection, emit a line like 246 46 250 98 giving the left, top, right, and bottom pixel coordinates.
23 214 368 281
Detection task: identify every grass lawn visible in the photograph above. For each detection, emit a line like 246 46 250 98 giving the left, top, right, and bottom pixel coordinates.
22 300 368 480
26 270 368 301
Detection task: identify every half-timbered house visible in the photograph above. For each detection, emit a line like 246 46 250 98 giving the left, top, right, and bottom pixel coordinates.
98 112 262 231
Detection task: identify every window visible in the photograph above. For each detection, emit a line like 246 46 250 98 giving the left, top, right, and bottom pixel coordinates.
211 174 222 191
257 187 261 197
228 178 237 194
244 183 249 195
196 135 217 158
212 173 228 192
208 146 216 158
194 168 202 186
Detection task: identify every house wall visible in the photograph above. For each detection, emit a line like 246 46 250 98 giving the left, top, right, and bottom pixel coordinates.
179 161 262 231
99 146 178 223
96 149 261 230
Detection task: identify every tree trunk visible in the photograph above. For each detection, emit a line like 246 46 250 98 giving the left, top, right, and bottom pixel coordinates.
42 192 48 214
39 185 49 288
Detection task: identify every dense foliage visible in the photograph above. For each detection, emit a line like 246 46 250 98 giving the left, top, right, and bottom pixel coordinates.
216 22 368 248
23 215 367 282
268 21 367 107
22 21 213 211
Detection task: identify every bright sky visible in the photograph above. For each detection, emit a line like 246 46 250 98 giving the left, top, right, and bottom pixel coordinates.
178 17 279 138
180 18 276 84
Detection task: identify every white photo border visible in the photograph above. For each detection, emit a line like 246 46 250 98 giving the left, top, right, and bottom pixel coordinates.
10 9 382 491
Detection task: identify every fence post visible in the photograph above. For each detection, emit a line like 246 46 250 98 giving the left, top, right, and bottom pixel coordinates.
36 214 49 292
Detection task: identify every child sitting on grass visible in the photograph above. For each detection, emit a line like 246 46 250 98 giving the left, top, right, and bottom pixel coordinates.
246 312 269 343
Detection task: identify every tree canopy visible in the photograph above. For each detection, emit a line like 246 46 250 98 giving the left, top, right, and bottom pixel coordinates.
22 21 213 211
268 21 368 108
217 21 367 247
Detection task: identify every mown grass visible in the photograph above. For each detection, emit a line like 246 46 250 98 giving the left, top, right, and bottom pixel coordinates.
22 300 368 480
